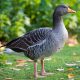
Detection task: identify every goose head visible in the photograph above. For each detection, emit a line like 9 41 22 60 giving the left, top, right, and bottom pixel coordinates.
54 5 76 16
53 5 76 26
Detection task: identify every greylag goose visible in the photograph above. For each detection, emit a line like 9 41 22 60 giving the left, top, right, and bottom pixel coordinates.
0 5 76 78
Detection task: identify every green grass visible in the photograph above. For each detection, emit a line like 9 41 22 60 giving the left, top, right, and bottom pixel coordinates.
0 45 80 80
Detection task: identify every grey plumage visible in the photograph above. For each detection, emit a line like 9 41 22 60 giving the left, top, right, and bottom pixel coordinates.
5 5 73 62
6 25 68 61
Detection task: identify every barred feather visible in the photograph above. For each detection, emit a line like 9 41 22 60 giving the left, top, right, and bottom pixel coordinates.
6 28 52 59
5 25 68 61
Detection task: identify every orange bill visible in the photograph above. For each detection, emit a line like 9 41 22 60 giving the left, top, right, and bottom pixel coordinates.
68 8 76 13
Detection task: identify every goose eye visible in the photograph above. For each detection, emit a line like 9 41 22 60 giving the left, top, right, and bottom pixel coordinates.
63 6 66 8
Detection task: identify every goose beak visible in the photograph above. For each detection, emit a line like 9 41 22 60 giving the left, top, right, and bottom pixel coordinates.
67 8 76 13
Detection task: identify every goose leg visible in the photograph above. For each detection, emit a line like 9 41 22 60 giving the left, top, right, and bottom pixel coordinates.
41 58 54 76
41 59 46 76
34 61 46 78
34 62 38 78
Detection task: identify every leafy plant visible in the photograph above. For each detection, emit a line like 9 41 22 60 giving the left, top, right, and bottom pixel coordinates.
0 53 7 66
0 0 80 41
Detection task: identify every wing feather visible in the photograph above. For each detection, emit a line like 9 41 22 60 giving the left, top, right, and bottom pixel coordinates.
6 28 52 52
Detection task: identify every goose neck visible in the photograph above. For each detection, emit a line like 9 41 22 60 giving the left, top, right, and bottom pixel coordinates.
53 14 63 28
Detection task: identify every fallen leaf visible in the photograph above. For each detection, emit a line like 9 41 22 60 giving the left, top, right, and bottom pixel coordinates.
16 63 25 67
27 60 33 62
57 68 64 71
26 67 30 70
68 68 74 71
0 52 3 54
72 53 77 56
6 61 12 65
76 61 80 63
16 59 26 63
10 68 21 71
5 78 13 80
67 35 78 47
16 60 27 67
68 74 75 79
65 63 77 67
25 64 28 66
60 78 64 80
45 57 52 61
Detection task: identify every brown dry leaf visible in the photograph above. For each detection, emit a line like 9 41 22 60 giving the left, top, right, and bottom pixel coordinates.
16 59 27 67
68 68 74 71
16 63 25 67
16 59 26 63
68 74 75 79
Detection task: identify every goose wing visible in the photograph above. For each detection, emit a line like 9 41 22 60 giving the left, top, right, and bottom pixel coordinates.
6 28 52 52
